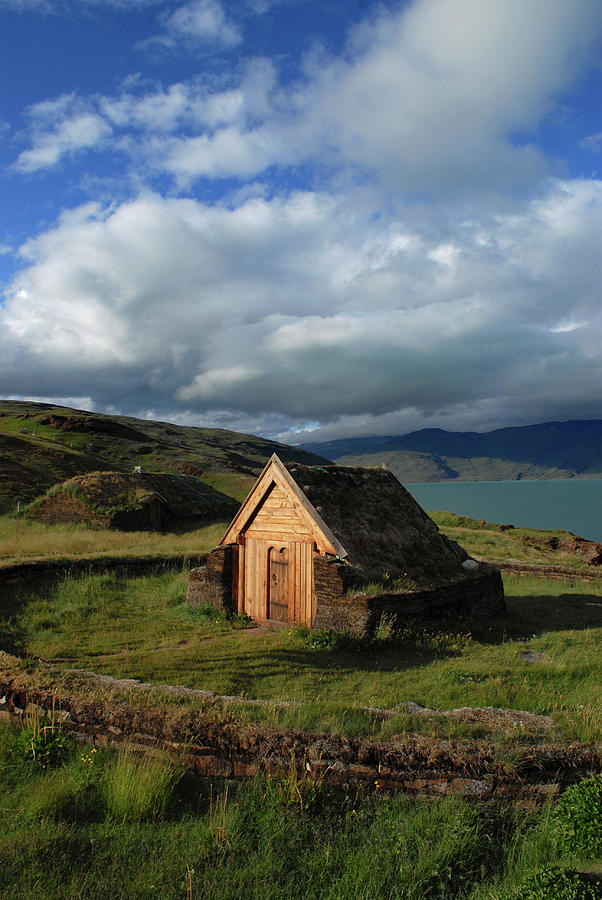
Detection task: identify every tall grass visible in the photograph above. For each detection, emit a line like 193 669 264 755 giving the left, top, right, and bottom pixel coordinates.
0 516 226 566
2 719 600 900
101 745 181 822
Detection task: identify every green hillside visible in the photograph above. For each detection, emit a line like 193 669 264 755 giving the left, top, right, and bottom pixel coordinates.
0 400 327 514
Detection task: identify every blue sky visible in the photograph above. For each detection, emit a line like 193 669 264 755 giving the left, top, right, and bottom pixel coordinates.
1 0 601 443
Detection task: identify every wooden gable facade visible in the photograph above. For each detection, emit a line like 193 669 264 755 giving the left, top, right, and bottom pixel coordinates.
219 455 346 627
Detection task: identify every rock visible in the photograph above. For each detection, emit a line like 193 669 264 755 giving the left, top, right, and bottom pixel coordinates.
518 650 545 663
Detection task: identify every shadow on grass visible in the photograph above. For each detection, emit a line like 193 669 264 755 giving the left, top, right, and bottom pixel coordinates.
96 642 446 699
470 591 602 644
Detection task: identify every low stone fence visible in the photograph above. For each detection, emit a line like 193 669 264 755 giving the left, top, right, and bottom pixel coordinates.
0 554 207 586
312 563 505 635
1 654 599 803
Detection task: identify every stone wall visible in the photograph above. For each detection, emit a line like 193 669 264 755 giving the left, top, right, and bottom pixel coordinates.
312 555 371 633
313 560 505 636
0 554 206 587
187 546 234 612
0 657 599 802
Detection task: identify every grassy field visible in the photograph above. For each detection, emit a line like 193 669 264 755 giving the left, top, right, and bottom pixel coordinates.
1 718 601 900
431 511 592 569
0 517 226 567
2 566 601 743
1 508 594 569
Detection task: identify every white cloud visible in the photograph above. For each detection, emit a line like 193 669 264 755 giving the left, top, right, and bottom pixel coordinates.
287 0 601 199
165 0 241 46
139 0 601 197
579 132 602 152
139 0 242 53
1 178 600 434
12 0 601 199
3 0 601 438
14 95 112 173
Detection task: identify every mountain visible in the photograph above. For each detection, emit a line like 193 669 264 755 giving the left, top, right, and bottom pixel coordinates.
0 400 328 515
300 421 602 483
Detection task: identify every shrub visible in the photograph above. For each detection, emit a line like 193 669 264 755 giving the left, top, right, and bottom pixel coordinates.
508 865 602 899
19 704 70 770
554 775 602 857
373 613 396 642
294 626 358 652
269 754 327 812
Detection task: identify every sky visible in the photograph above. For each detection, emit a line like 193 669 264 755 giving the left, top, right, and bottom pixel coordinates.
0 0 601 444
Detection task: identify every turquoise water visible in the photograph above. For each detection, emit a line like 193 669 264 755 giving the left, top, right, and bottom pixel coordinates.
405 479 602 543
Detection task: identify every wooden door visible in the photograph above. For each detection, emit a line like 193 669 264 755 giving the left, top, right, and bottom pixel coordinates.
241 537 314 626
268 545 289 622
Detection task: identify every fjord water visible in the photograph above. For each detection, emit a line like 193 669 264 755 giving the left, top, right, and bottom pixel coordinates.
406 479 602 543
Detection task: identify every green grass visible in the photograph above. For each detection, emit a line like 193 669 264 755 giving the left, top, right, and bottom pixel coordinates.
3 569 601 742
101 744 182 822
0 516 227 567
1 507 594 569
198 470 255 503
430 511 592 569
1 719 600 900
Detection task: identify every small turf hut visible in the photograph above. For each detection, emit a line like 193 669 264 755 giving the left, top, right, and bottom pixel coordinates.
188 455 505 634
25 471 239 532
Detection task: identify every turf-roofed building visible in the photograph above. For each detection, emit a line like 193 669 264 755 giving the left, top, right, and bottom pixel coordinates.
188 455 505 634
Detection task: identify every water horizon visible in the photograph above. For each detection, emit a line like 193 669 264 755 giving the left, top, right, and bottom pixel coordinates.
405 477 602 543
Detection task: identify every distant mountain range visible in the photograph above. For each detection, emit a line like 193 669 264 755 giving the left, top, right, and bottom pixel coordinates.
300 421 602 483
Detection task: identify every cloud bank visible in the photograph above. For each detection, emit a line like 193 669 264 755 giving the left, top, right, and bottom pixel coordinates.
2 0 601 440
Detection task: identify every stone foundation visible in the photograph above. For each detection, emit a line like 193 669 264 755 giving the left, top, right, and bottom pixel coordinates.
313 559 505 636
187 546 235 612
186 549 505 632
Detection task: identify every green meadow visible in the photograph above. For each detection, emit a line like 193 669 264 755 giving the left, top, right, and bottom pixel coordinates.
2 565 601 743
1 513 601 898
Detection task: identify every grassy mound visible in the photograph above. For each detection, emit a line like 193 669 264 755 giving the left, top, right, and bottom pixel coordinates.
24 471 239 531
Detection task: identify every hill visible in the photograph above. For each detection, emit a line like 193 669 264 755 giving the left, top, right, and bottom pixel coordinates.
0 400 327 515
300 420 602 482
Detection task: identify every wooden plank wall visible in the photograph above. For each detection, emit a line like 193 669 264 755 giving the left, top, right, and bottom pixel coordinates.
239 483 316 626
243 538 269 621
244 483 314 543
292 540 314 625
242 535 314 626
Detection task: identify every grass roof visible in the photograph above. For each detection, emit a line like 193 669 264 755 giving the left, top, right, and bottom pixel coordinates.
26 471 239 526
285 462 465 585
